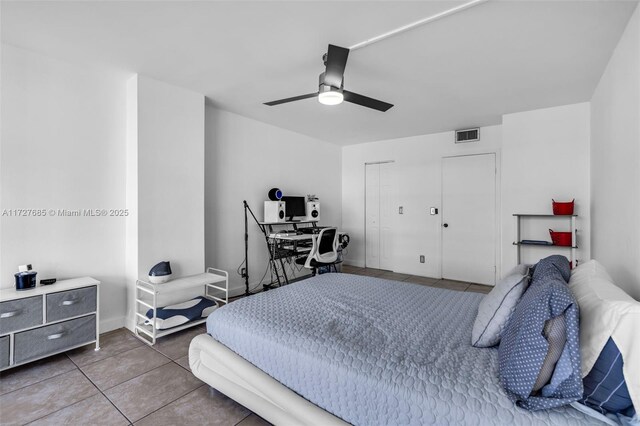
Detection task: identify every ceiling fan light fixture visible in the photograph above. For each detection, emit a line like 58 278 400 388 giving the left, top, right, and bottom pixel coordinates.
318 90 344 106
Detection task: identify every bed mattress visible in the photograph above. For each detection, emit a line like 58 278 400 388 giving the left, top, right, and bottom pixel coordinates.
206 273 599 425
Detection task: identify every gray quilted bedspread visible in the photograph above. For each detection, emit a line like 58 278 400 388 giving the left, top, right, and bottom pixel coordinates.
207 273 598 425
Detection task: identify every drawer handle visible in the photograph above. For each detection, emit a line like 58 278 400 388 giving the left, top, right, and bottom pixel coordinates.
1 310 21 319
62 299 79 306
47 332 65 340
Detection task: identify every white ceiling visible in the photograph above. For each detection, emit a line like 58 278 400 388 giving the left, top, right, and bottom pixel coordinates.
2 1 637 145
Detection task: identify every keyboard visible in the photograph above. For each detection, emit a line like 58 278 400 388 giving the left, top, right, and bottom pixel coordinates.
300 227 324 235
270 232 301 238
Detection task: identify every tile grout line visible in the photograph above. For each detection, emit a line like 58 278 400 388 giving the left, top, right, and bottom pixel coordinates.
3 340 135 424
131 382 208 425
20 370 103 426
65 331 144 369
98 358 173 395
233 413 254 426
0 361 77 398
74 357 132 425
63 335 176 424
125 363 206 424
68 341 168 371
94 356 173 393
145 327 207 359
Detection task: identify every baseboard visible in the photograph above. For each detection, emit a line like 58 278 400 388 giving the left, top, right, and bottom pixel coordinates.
100 315 126 334
229 284 247 298
343 260 365 268
228 271 314 297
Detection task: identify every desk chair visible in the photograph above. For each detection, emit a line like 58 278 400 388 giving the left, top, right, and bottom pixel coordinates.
295 227 340 276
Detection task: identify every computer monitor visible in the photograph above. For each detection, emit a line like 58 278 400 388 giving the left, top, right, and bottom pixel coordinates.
281 196 306 221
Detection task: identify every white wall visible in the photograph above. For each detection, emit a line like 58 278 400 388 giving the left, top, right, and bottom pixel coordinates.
342 125 502 278
590 5 640 300
501 103 591 270
0 45 128 331
125 75 205 329
205 107 342 294
343 103 591 281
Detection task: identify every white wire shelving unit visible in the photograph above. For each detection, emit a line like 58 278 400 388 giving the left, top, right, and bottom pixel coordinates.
134 267 228 345
513 214 578 267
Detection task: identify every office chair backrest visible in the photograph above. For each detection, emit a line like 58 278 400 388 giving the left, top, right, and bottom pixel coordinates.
318 228 337 255
313 227 339 264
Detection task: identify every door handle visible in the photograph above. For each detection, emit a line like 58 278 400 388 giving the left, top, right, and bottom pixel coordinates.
443 223 449 228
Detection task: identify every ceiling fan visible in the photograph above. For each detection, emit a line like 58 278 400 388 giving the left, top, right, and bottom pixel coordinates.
264 44 394 112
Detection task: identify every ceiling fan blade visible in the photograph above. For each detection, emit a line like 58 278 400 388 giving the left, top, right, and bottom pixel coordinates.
343 90 393 112
264 93 318 106
323 44 349 88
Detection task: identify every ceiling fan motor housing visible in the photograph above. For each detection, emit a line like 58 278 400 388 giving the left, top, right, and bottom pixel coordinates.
318 72 343 92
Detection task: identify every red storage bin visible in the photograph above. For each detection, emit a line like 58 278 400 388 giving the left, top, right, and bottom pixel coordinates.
552 199 574 215
549 229 572 247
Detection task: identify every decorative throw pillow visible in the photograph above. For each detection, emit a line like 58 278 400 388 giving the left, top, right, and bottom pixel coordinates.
498 255 583 410
471 264 530 347
568 260 639 417
580 337 635 417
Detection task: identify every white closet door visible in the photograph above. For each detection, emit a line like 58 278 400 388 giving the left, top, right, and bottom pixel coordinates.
365 164 380 269
379 163 394 271
442 154 496 285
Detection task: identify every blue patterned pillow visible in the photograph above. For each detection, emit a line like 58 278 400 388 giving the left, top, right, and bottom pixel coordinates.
580 337 635 417
498 255 583 410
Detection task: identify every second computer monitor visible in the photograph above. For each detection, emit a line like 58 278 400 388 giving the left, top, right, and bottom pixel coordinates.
281 196 306 221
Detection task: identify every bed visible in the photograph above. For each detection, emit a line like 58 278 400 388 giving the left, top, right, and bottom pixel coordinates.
189 273 600 425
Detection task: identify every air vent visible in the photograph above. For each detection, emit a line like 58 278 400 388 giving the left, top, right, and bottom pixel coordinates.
455 128 480 143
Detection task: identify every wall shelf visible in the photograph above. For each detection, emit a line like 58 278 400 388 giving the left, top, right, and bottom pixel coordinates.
513 242 578 249
514 214 578 266
513 214 578 217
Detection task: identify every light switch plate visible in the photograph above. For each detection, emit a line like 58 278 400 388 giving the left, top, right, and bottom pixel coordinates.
399 206 403 214
430 207 438 215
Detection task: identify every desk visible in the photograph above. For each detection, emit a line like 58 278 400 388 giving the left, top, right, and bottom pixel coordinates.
270 234 314 254
251 220 321 290
270 234 315 241
266 231 347 288
242 201 347 294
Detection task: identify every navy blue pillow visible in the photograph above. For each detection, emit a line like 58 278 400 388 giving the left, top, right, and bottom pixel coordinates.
580 337 635 417
498 255 583 410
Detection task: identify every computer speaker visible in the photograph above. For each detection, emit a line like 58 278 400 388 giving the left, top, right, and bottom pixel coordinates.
264 201 286 223
268 188 283 201
306 201 320 222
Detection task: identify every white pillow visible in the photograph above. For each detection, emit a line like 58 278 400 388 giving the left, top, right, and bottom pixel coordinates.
568 260 640 412
471 264 530 347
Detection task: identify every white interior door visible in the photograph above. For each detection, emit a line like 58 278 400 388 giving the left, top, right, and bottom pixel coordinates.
365 164 380 269
379 163 394 270
366 163 394 270
442 154 496 285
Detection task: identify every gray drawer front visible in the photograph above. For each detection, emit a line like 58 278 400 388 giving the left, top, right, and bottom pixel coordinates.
0 296 43 334
47 286 96 322
0 336 9 369
14 315 95 364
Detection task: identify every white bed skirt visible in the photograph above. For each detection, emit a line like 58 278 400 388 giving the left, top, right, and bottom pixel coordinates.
189 333 348 426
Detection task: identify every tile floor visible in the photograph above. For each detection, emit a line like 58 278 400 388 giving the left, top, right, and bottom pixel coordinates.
342 265 493 294
0 268 491 425
0 325 267 426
